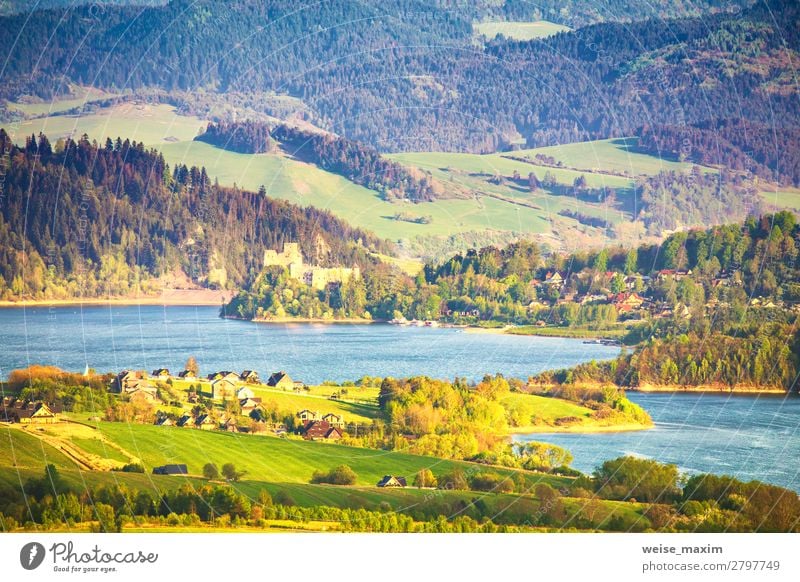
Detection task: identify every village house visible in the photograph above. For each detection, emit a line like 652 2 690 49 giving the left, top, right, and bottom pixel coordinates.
151 368 170 379
297 409 320 424
128 387 160 404
236 386 255 400
541 271 564 289
322 413 345 429
376 475 407 488
195 414 216 430
240 370 260 384
624 274 650 289
609 292 645 313
267 371 294 389
656 269 692 282
178 369 197 380
207 370 239 382
154 416 174 427
580 293 608 305
240 397 262 415
221 417 239 433
110 370 152 394
176 414 194 428
301 420 342 441
211 377 238 400
152 464 188 475
0 398 58 424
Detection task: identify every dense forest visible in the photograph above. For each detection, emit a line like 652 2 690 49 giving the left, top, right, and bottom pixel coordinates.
0 129 391 300
0 0 796 152
197 122 440 201
636 168 763 233
638 122 800 187
0 0 750 24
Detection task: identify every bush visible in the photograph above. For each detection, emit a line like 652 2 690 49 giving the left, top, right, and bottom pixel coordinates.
310 464 357 485
273 490 296 506
413 468 437 488
437 469 469 491
203 463 220 480
470 472 514 493
116 463 144 473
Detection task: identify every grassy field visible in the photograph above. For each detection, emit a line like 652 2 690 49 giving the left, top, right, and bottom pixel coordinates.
6 86 118 117
509 138 712 176
474 20 571 40
0 422 572 493
11 102 207 146
0 422 649 531
760 187 800 212
506 325 628 339
0 426 75 469
0 427 651 530
502 393 592 422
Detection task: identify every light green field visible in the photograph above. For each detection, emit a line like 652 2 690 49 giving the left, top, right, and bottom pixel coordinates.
760 187 800 212
389 149 636 224
391 150 633 189
159 140 558 240
10 102 207 146
69 421 571 490
474 20 571 40
0 428 651 530
0 427 75 469
511 138 717 176
6 86 119 117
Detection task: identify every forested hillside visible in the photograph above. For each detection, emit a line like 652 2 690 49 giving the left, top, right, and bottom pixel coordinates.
638 122 800 187
0 130 390 300
0 0 795 152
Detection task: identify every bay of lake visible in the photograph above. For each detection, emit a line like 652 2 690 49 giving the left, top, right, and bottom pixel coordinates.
2 305 798 490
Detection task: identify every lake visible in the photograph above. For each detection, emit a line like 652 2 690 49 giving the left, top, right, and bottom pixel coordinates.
2 305 798 491
0 305 618 382
518 393 800 492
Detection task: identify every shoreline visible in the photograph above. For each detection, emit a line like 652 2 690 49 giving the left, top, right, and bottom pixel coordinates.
244 316 386 324
0 289 232 307
628 384 788 395
510 421 653 435
462 325 512 335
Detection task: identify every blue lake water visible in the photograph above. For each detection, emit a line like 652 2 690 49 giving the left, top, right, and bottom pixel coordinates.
518 393 800 491
0 305 619 382
1 305 798 491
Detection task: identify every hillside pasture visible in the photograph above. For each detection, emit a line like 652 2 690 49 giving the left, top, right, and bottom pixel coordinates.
474 20 571 41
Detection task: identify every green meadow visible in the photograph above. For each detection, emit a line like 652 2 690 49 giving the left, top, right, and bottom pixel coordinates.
5 85 118 117
511 137 710 176
760 187 800 213
0 427 650 530
11 102 207 146
474 20 571 41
